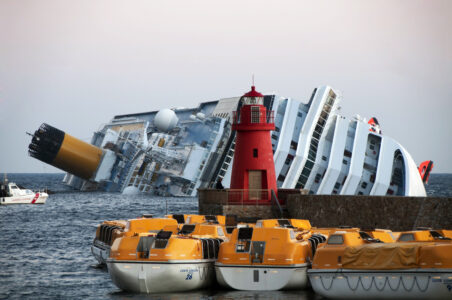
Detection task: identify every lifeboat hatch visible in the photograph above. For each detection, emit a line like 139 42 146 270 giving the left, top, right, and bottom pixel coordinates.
251 241 266 263
179 225 195 235
277 219 294 228
205 215 219 224
154 231 172 249
172 214 185 224
236 227 253 253
136 236 155 258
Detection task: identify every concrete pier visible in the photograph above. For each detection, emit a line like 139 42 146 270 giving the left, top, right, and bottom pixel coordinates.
286 194 452 231
198 189 452 230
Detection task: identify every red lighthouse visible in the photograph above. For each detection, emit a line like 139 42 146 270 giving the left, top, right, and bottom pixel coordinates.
230 86 277 202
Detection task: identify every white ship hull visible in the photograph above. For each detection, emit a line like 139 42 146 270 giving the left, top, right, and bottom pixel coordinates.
215 264 309 291
107 259 215 293
308 269 452 299
0 192 47 205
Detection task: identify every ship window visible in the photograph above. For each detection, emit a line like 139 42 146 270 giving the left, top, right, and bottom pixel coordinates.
275 127 280 132
315 174 322 183
277 174 286 182
297 112 303 118
219 170 226 176
225 157 231 163
322 156 327 161
398 233 415 242
358 191 363 195
334 182 341 189
290 141 298 150
369 144 375 150
327 235 344 245
361 182 368 189
271 134 278 140
285 157 291 165
253 148 258 158
342 159 348 165
344 150 352 157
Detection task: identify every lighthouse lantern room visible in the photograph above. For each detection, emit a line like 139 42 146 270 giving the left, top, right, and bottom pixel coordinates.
230 86 277 202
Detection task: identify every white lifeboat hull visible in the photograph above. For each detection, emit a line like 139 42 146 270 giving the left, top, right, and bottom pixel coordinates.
0 192 48 205
215 264 309 291
308 269 452 299
106 259 215 293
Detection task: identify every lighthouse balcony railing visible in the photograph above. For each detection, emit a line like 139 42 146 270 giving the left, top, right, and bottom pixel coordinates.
232 111 274 125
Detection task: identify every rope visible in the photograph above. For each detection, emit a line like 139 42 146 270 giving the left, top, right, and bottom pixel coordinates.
318 273 432 293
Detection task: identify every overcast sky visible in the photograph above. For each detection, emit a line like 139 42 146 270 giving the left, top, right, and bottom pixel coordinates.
0 0 451 173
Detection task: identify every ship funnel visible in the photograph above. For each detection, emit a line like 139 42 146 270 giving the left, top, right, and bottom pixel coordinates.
28 123 103 180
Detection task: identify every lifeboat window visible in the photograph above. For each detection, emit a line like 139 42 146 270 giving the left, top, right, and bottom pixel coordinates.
179 225 196 235
236 242 251 253
398 233 415 242
327 235 344 245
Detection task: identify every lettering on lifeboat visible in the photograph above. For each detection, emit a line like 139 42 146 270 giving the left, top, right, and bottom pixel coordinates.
418 160 434 184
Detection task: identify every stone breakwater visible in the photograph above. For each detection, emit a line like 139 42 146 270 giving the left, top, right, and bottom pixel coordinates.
198 189 452 231
286 194 452 231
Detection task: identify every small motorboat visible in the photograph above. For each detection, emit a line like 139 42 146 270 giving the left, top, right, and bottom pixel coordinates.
215 222 327 291
0 177 48 205
308 230 452 299
106 223 227 293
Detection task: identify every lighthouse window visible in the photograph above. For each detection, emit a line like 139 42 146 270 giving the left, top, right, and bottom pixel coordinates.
253 148 258 158
251 106 260 123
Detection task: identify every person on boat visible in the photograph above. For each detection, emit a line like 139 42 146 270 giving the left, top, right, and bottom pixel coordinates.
215 179 224 190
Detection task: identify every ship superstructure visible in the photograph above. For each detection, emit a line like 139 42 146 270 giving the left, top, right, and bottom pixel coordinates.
28 85 429 196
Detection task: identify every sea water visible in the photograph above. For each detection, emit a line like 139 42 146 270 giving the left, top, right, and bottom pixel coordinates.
0 173 450 299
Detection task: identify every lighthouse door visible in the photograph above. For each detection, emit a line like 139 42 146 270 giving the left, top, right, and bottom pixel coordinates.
248 170 263 200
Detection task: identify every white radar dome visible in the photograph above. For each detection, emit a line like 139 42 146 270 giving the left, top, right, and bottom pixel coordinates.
154 109 178 132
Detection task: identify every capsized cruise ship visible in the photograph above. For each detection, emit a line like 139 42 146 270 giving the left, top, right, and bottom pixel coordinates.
28 85 431 196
